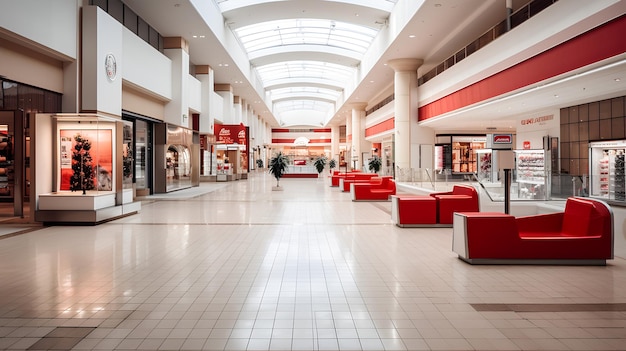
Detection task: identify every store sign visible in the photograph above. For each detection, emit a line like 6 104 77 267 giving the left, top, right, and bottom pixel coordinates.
520 115 553 126
523 141 531 149
215 123 246 145
493 134 512 144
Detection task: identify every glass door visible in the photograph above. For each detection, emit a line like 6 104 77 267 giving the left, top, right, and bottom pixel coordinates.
0 110 25 218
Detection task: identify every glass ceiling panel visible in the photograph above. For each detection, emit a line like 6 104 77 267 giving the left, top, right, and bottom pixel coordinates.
236 19 378 56
256 61 354 88
274 100 333 113
217 0 398 13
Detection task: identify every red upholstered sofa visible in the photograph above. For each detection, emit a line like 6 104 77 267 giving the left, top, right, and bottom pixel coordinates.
340 175 390 192
391 184 479 227
330 171 373 187
430 185 479 224
452 197 614 265
351 177 396 201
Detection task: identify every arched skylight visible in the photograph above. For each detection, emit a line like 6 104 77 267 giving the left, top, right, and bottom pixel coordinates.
214 0 397 127
257 61 355 89
236 19 378 56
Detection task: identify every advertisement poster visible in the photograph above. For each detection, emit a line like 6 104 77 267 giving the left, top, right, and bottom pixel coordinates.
59 129 113 191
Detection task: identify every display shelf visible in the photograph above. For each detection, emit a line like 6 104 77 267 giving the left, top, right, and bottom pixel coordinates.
514 149 548 200
589 141 626 203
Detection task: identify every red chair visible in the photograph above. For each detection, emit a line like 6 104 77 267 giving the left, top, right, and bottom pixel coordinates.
452 197 614 265
430 185 479 224
351 177 396 201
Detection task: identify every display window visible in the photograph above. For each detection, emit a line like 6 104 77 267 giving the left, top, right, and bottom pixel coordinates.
451 136 486 174
589 140 626 202
58 125 114 193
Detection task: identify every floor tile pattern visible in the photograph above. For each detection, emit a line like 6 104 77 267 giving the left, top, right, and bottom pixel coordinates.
0 173 625 350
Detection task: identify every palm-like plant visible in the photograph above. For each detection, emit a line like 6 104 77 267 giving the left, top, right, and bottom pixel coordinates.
368 155 382 173
313 155 327 175
269 151 289 187
328 158 337 174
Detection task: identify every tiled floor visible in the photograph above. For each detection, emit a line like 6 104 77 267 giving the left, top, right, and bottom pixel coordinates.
1 172 625 351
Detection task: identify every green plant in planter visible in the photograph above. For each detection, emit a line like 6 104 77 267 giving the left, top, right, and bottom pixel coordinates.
313 155 327 175
368 155 382 173
328 158 337 174
256 158 264 169
269 151 289 187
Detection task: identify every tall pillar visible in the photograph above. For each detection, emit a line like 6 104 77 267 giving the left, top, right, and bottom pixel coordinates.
351 103 367 171
344 114 351 164
163 37 190 127
196 65 215 135
387 58 423 172
331 126 340 164
215 84 234 123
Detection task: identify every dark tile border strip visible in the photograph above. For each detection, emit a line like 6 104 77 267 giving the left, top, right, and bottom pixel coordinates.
27 327 96 350
472 303 626 312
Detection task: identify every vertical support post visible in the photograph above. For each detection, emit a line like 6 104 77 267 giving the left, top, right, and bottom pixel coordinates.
506 0 513 31
504 169 511 214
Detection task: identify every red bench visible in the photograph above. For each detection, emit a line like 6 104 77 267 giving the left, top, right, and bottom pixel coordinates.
452 197 614 265
330 171 371 187
340 175 390 192
351 177 396 201
391 185 479 227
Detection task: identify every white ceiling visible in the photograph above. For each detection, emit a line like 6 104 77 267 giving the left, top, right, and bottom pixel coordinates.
122 0 626 136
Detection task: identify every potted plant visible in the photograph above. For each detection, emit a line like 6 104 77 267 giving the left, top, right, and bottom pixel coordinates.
328 158 337 174
368 155 382 174
269 151 289 190
256 158 264 169
313 155 327 176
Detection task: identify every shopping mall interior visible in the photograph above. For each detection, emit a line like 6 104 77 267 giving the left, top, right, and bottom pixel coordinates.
1 0 626 350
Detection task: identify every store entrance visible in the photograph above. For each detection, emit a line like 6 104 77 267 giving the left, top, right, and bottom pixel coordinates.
0 110 27 219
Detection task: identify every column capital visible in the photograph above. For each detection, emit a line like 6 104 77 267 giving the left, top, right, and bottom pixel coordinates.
195 65 212 74
349 102 368 111
387 58 423 72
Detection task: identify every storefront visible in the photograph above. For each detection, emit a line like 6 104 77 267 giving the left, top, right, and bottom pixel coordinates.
435 134 487 178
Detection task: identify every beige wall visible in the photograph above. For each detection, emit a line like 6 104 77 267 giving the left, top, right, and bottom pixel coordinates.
122 85 165 120
0 38 64 93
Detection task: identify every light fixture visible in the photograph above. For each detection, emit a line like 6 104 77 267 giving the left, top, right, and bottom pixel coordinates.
409 35 416 38
616 78 622 82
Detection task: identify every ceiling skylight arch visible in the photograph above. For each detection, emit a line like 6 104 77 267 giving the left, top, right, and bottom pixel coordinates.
236 18 378 59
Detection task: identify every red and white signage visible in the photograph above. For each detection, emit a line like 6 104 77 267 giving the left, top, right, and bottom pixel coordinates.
523 141 531 149
493 134 512 144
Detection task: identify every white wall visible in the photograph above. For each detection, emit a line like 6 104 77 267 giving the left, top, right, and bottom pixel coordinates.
0 0 78 60
515 109 560 149
188 75 202 113
122 28 172 100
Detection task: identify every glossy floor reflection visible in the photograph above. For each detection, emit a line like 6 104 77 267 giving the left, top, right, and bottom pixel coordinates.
1 172 625 350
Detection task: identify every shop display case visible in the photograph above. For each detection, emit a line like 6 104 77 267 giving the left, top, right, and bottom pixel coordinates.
475 149 493 182
35 114 140 224
589 140 626 202
514 149 549 200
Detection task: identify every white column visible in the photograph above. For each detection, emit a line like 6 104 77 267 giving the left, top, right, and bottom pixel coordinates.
196 65 215 134
331 126 340 164
387 58 423 171
164 37 190 127
351 103 367 171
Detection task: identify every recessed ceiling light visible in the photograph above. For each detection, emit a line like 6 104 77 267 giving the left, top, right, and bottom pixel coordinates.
409 35 416 38
369 80 374 83
554 94 559 98
434 3 442 7
616 78 621 82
